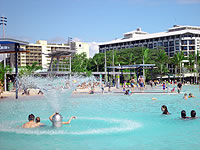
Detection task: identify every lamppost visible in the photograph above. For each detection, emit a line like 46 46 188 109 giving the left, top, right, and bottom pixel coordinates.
0 16 7 91
0 16 7 38
104 49 107 84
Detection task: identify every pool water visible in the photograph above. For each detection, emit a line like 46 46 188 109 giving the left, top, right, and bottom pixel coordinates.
0 85 200 150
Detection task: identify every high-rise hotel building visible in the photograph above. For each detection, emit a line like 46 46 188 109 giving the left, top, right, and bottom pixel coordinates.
99 25 200 72
8 40 89 70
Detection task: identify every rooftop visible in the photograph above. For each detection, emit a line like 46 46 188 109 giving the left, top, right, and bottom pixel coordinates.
99 25 200 46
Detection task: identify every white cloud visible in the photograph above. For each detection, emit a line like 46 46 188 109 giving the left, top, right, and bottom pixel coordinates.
88 42 99 58
47 37 67 43
73 37 82 42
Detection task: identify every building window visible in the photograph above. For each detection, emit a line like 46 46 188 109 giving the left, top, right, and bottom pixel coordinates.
148 44 153 49
170 53 174 57
169 41 174 46
183 52 187 56
189 46 195 50
189 40 195 45
181 46 187 50
175 46 179 51
158 42 163 47
164 42 168 47
175 40 179 45
169 47 174 52
181 40 187 45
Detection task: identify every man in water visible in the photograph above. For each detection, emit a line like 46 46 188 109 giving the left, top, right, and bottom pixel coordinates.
191 110 197 118
181 110 189 119
139 76 145 90
49 112 76 127
22 114 38 128
177 82 182 93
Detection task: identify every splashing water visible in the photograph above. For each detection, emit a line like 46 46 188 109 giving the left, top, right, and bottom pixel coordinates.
19 75 97 112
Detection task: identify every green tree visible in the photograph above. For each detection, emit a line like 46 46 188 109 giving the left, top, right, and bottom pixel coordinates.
19 62 42 76
187 53 195 73
72 52 89 73
0 63 12 82
170 51 185 81
155 49 169 80
92 53 105 72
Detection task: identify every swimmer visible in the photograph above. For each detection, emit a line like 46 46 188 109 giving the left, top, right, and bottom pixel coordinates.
171 87 176 93
188 93 195 98
124 89 131 95
35 117 45 126
161 105 170 115
38 89 44 95
49 112 77 126
181 110 189 119
22 114 38 128
191 110 197 118
183 93 188 100
89 90 94 94
152 97 157 100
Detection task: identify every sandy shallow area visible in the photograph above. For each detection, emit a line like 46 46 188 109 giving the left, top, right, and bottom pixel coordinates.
0 85 177 99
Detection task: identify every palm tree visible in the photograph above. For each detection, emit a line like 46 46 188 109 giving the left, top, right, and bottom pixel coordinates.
170 51 185 81
155 49 169 81
19 62 42 76
93 53 104 72
187 53 195 73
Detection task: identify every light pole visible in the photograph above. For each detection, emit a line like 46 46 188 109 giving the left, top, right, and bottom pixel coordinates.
104 49 107 84
112 49 115 79
0 16 7 91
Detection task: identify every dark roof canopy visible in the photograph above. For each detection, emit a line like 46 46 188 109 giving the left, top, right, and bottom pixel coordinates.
0 38 29 54
47 49 76 57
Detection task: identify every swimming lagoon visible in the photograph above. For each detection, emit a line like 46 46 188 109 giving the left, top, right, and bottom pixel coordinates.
0 84 200 150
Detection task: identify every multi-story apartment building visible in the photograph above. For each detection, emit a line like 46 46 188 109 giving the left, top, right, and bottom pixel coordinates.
7 40 90 70
99 25 200 72
18 40 71 69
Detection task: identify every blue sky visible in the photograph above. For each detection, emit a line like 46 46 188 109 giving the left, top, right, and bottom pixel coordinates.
1 0 200 56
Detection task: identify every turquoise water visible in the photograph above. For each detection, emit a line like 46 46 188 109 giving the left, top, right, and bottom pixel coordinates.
0 85 200 150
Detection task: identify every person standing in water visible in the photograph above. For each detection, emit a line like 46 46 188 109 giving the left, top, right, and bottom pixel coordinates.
22 114 38 128
49 112 76 127
177 82 182 93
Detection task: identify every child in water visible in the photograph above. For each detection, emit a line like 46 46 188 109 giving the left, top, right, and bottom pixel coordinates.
161 105 170 115
188 93 195 98
183 93 187 100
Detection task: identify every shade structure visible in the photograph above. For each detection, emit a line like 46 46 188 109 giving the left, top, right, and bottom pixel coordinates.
0 38 29 99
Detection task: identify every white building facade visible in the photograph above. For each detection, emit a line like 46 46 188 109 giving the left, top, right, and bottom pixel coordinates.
99 25 200 73
12 40 90 70
75 42 90 58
